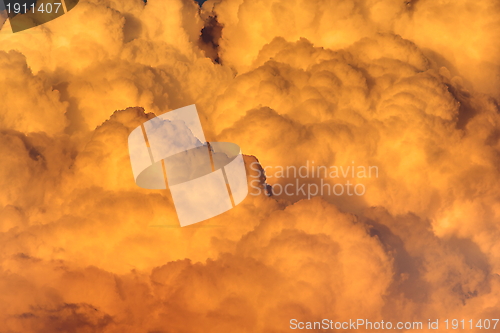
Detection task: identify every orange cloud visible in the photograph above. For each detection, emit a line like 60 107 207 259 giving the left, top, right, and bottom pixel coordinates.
0 0 499 332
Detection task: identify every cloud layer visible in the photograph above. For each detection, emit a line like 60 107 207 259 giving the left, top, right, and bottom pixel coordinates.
0 0 499 332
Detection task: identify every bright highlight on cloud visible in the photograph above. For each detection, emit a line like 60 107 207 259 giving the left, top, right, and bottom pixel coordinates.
0 0 499 332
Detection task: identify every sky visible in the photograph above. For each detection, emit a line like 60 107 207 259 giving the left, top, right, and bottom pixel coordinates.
0 0 499 332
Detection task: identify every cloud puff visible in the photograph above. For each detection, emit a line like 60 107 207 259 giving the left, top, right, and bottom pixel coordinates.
0 50 67 134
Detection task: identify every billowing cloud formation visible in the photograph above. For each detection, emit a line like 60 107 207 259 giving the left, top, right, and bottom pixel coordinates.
203 0 500 99
0 50 67 134
0 0 499 332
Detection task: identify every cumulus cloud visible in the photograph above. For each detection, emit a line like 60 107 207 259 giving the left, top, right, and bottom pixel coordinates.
203 0 500 99
0 50 68 134
0 0 499 332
